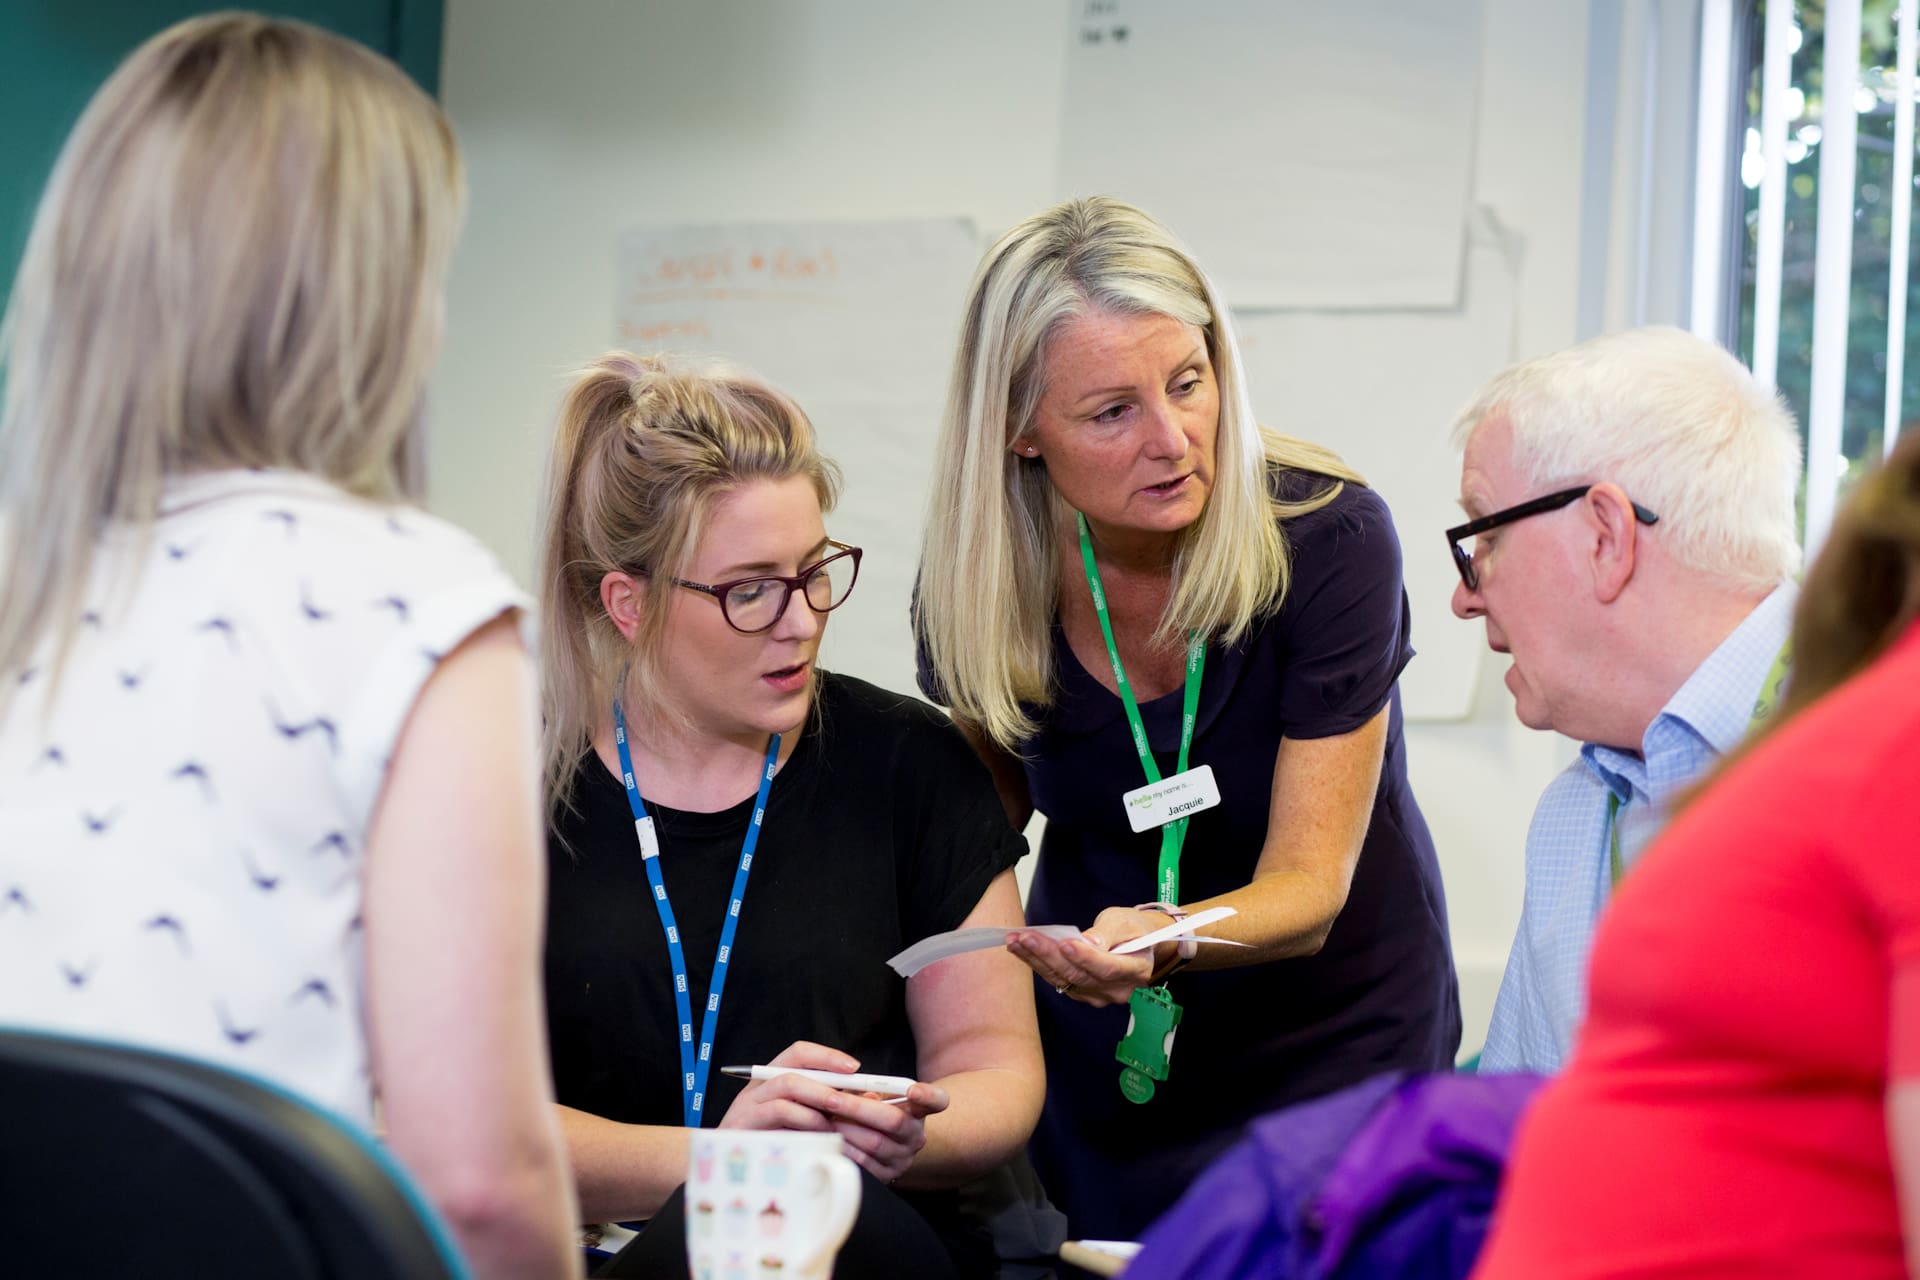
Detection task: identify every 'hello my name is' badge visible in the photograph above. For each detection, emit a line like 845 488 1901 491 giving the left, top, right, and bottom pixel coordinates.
1121 764 1222 833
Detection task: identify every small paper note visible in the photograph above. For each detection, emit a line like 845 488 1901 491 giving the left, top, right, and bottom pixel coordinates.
1108 905 1242 954
886 925 1081 977
887 906 1248 977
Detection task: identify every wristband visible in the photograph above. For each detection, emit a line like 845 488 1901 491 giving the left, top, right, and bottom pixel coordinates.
1153 952 1194 983
1133 901 1198 961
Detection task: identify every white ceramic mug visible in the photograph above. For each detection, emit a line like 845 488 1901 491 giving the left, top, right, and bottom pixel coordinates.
685 1130 862 1280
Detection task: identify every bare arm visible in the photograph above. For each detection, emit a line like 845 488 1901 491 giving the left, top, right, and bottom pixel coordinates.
362 615 581 1279
1009 705 1388 1006
822 869 1043 1189
557 1040 876 1222
887 869 1045 1189
554 1107 690 1223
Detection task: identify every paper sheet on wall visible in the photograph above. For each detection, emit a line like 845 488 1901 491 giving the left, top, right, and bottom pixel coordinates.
1233 211 1521 721
614 219 981 699
1057 0 1482 310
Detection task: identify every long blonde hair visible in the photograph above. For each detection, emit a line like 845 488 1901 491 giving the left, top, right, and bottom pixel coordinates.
0 13 463 713
536 353 842 802
915 196 1361 749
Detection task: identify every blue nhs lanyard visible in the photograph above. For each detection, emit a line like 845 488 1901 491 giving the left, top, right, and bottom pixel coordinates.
612 697 780 1127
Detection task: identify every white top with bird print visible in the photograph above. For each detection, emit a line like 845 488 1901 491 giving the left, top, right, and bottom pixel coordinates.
0 469 527 1125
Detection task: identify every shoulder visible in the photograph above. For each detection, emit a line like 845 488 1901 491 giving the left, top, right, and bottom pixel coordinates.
1523 758 1607 860
818 671 964 744
1747 623 1920 818
1271 468 1398 549
1535 755 1606 810
166 471 525 648
547 752 625 862
1265 469 1405 623
814 671 999 782
166 470 514 595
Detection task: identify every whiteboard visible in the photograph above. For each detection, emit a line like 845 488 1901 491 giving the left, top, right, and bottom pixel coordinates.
1057 0 1482 310
612 213 1513 721
1234 217 1520 720
614 219 982 699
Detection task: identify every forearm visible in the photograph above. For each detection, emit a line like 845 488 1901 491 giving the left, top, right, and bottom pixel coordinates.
1176 863 1352 969
389 1116 580 1280
364 622 583 1277
556 1104 692 1222
1159 716 1382 970
895 1065 1046 1191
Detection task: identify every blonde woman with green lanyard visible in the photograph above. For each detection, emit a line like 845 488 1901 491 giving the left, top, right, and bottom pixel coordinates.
914 197 1459 1239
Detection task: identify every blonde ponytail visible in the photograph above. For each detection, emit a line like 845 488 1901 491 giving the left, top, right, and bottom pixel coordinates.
535 353 841 801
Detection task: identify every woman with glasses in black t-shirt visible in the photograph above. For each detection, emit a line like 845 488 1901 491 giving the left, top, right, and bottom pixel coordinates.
533 352 1045 1277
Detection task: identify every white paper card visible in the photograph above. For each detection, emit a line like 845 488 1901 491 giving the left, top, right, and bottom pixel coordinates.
1109 906 1242 955
886 924 1082 978
1121 765 1221 834
888 908 1250 978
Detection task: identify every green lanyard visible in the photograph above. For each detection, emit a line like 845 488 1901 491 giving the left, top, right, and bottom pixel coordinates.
1607 639 1793 887
1078 512 1207 1106
1075 512 1206 903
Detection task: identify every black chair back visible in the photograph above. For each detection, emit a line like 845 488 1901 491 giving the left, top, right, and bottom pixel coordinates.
0 1028 470 1279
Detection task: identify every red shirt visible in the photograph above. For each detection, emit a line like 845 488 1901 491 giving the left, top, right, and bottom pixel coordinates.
1474 622 1920 1279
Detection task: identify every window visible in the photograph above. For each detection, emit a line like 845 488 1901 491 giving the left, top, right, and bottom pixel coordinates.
1722 0 1918 551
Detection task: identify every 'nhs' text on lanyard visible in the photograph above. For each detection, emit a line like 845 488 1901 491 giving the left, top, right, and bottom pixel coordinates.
613 695 779 1127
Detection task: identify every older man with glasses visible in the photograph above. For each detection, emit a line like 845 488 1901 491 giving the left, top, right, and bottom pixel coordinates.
1447 325 1801 1074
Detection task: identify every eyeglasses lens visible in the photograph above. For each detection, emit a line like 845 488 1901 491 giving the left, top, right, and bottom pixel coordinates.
723 579 786 632
803 558 854 612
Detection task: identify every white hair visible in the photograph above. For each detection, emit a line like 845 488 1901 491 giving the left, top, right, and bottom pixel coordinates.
1450 325 1801 591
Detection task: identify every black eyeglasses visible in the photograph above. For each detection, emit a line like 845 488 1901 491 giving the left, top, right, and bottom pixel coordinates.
663 540 863 635
1445 485 1659 592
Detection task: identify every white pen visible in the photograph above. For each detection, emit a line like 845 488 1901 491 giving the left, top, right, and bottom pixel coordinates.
719 1065 918 1097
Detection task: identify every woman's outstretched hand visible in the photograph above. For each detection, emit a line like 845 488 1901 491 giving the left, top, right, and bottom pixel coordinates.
1006 906 1166 1007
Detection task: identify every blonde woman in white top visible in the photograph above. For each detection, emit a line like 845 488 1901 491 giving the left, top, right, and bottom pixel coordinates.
0 16 577 1277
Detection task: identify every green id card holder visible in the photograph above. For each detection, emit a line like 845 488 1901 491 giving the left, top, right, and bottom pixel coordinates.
1116 984 1182 1104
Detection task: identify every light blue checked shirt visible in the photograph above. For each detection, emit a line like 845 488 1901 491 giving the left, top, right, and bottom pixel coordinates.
1479 582 1797 1074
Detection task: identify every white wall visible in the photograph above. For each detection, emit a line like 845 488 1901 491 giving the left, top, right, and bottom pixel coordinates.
431 0 1603 1057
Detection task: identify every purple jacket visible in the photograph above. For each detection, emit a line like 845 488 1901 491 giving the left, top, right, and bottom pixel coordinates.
1126 1071 1546 1280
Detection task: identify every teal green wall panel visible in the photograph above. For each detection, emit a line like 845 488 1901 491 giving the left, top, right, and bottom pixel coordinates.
0 1 445 305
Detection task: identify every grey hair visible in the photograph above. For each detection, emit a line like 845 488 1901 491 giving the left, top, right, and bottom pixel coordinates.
1450 325 1802 592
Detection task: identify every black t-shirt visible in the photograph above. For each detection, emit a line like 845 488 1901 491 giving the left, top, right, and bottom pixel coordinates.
544 671 1028 1130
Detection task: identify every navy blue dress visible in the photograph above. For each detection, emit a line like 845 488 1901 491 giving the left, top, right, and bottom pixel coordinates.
933 472 1459 1240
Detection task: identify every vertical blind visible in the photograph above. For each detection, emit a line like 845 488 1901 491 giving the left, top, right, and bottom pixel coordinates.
1699 0 1917 559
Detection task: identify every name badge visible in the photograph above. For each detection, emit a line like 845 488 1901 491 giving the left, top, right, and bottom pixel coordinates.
1121 765 1221 833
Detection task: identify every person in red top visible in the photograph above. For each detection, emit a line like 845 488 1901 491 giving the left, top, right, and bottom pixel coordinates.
1473 429 1920 1279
